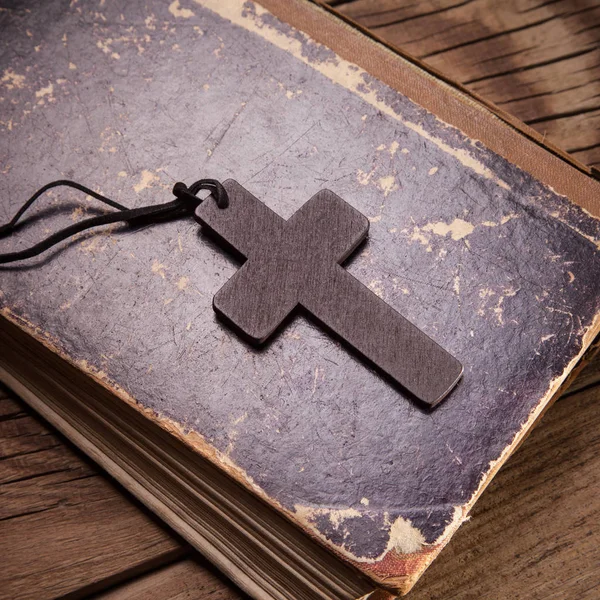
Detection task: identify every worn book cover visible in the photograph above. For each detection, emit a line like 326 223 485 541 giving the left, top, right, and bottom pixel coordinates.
1 0 599 595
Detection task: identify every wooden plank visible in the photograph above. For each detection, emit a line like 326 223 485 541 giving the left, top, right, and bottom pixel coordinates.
95 558 245 600
409 383 600 599
0 499 185 600
0 397 186 600
329 0 600 165
470 50 600 123
535 109 600 157
0 413 62 460
0 384 26 419
0 439 93 486
0 395 95 487
571 146 600 168
564 346 600 395
341 0 599 72
328 0 469 27
0 396 25 418
408 4 598 72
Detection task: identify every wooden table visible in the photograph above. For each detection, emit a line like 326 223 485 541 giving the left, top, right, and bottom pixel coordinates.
2 1 599 598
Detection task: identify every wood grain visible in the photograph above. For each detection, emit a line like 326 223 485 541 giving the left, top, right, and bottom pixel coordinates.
0 398 186 600
565 348 600 394
329 0 600 167
94 559 245 600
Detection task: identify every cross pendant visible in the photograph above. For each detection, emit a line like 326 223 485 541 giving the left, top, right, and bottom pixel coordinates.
195 180 462 406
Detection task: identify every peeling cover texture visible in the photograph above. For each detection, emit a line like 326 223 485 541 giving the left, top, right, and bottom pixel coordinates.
1 0 599 591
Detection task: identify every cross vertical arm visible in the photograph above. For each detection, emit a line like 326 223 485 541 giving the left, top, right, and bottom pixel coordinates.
195 179 285 259
301 265 463 406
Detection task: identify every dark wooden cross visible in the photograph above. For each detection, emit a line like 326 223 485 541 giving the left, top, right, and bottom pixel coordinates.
195 180 462 406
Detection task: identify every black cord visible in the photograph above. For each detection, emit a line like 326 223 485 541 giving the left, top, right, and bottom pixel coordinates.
0 178 228 264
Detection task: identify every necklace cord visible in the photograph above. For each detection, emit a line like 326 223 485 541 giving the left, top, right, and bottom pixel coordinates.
0 178 228 264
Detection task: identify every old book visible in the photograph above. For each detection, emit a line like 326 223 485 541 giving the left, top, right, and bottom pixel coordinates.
1 0 599 598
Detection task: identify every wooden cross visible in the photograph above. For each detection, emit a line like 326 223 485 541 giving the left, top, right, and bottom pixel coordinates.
195 180 462 406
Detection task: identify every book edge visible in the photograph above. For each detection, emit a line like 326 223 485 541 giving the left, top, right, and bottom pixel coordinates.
3 294 600 594
397 310 600 592
254 0 600 219
0 308 396 599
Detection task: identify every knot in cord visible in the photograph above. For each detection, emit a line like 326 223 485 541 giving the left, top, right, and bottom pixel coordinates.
173 179 228 209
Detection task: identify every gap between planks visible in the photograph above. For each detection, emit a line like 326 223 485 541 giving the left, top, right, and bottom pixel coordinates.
326 0 600 166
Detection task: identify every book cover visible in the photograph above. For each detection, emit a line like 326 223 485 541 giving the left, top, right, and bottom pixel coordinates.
1 0 599 594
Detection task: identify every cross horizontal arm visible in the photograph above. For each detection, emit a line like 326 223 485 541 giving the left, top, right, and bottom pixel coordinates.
212 258 298 344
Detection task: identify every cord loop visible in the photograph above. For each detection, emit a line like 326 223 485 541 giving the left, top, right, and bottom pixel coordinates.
0 178 228 264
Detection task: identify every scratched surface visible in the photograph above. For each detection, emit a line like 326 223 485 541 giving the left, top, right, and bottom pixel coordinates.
1 0 599 572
